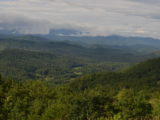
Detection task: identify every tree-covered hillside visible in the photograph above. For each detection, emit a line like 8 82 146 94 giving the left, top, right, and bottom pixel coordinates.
1 35 160 120
0 49 130 84
0 35 160 84
1 58 160 120
0 35 159 62
70 58 160 91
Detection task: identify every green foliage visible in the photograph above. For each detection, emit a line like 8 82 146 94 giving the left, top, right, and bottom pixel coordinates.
0 49 130 84
0 35 159 84
0 35 160 119
0 73 157 120
70 58 160 91
115 89 152 119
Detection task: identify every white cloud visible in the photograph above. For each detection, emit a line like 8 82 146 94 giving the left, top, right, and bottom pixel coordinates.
0 0 160 38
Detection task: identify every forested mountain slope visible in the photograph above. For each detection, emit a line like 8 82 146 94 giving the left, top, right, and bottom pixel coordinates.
0 35 159 62
0 35 160 84
0 49 129 83
1 58 160 120
70 58 160 91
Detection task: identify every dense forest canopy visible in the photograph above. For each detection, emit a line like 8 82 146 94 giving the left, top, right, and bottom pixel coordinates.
1 58 160 120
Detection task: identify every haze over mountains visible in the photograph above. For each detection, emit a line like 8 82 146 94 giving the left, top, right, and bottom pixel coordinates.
1 0 160 119
1 0 160 38
1 28 160 50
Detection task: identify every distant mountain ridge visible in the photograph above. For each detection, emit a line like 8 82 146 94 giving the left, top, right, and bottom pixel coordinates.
1 28 160 48
1 29 160 54
44 33 160 47
0 34 159 62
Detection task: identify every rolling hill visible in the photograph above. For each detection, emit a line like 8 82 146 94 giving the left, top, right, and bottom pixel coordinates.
0 35 160 83
1 57 160 120
0 35 159 62
70 58 160 91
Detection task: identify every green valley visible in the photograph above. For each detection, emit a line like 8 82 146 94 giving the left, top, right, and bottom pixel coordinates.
0 35 160 120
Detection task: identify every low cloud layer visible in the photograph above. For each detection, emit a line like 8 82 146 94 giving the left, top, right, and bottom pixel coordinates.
0 0 160 38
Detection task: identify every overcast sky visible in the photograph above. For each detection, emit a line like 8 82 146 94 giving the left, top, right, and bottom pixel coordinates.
0 0 160 38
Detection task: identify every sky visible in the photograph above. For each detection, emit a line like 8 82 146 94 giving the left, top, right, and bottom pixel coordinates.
0 0 160 38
